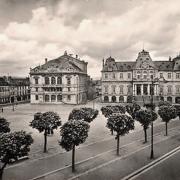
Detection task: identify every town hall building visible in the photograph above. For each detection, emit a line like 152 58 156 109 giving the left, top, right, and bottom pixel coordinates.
101 50 180 104
30 51 88 104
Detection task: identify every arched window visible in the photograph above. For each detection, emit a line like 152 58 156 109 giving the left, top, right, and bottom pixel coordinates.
104 96 109 102
119 96 124 102
112 96 116 102
51 77 56 85
167 96 172 103
45 77 49 85
57 76 62 84
57 95 62 102
45 95 49 102
51 95 56 102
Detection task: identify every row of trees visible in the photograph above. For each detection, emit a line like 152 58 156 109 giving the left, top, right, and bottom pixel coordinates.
101 102 177 157
30 107 99 172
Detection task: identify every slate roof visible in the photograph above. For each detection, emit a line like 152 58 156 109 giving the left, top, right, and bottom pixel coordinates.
31 53 86 73
0 77 29 86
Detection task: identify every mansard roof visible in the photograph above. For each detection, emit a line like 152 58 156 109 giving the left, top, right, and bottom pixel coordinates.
30 52 87 74
102 51 180 72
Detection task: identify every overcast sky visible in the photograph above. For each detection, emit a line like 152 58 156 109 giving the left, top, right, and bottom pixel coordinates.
0 0 180 79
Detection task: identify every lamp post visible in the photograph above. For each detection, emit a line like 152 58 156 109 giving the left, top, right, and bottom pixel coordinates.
150 75 154 159
149 75 168 159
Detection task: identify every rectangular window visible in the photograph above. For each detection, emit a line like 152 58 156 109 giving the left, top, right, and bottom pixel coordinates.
137 75 141 79
113 73 116 79
160 73 163 78
128 73 131 79
176 73 180 79
104 85 108 93
67 95 71 101
168 73 171 79
105 73 108 79
35 78 38 84
127 86 131 94
167 86 172 94
120 73 123 79
112 85 116 93
176 86 180 94
120 85 124 94
160 86 163 94
67 78 71 85
35 88 38 92
35 95 39 100
68 87 70 92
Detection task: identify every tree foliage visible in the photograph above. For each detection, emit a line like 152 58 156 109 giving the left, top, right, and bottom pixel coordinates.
68 108 98 123
107 114 134 136
101 105 126 118
158 105 177 123
158 101 171 107
60 120 90 151
0 117 10 134
125 103 141 119
0 131 33 177
135 110 158 129
30 111 61 132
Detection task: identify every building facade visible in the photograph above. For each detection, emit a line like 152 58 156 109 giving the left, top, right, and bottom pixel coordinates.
0 76 30 105
30 51 88 104
101 50 180 104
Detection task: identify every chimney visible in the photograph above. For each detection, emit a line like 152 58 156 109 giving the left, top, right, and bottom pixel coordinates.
76 55 78 59
45 58 48 63
169 56 171 61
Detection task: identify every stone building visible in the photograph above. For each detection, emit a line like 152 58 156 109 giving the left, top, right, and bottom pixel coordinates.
29 51 88 104
101 50 180 104
0 76 30 104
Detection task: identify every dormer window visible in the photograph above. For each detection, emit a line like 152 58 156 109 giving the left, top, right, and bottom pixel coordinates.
120 73 123 79
105 73 108 79
168 73 171 79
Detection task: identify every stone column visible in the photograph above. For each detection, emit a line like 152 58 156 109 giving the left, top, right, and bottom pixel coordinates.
147 84 150 95
141 84 143 95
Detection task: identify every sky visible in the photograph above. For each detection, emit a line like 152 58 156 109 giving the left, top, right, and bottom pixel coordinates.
0 0 180 79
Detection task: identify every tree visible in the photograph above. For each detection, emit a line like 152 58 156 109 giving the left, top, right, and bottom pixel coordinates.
68 107 98 123
101 105 126 135
30 111 61 152
0 117 10 134
158 101 171 107
125 103 141 119
158 105 177 136
60 120 90 172
135 110 158 143
106 114 134 155
0 131 33 179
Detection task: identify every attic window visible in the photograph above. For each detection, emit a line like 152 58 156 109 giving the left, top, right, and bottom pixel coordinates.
166 65 169 68
127 65 131 69
176 62 178 64
146 58 149 60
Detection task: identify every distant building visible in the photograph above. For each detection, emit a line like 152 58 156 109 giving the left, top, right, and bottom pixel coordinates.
0 76 30 105
101 50 180 104
29 51 88 104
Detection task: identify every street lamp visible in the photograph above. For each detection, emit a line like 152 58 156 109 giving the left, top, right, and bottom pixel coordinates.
149 75 168 159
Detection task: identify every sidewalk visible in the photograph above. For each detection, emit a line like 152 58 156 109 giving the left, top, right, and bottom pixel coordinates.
45 127 180 180
2 120 180 180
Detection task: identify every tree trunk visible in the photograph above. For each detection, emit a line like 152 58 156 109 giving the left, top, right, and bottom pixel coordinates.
117 135 120 156
0 162 7 180
165 122 168 136
72 145 75 172
44 129 47 153
144 127 147 143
